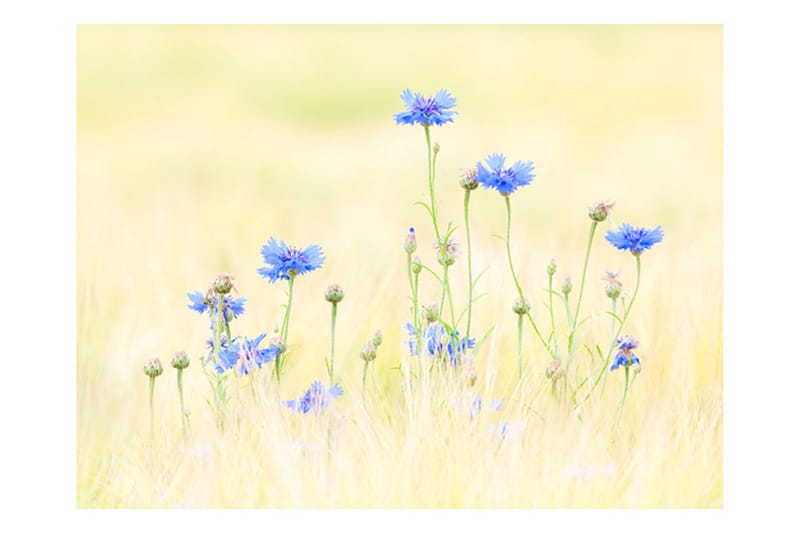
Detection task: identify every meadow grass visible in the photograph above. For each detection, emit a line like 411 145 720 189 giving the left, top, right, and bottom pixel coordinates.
76 25 722 508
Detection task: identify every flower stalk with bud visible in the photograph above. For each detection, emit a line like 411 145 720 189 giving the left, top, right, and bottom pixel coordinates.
143 358 163 442
324 284 344 386
171 351 190 441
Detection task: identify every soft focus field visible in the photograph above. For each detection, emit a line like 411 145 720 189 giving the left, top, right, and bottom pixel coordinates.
76 25 722 508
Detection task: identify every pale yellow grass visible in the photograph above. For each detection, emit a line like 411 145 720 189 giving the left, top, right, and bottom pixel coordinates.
77 25 722 508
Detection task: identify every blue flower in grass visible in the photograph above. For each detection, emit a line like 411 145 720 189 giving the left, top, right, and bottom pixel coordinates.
474 153 535 196
610 335 641 371
605 224 664 256
393 89 457 127
187 291 246 327
405 322 475 366
284 381 344 413
258 237 325 282
207 334 278 375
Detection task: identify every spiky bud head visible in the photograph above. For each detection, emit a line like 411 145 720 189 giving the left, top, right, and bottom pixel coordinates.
403 227 417 255
561 276 573 296
546 259 557 277
143 358 163 378
422 303 439 324
410 256 422 274
512 297 530 315
324 283 344 304
436 238 458 267
371 329 383 347
170 351 190 370
459 168 479 190
603 270 622 300
212 273 234 295
360 341 377 362
432 142 441 154
545 360 563 381
588 199 615 222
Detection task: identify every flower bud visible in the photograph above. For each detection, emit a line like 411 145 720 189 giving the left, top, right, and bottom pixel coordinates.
432 142 440 154
512 297 530 315
545 360 562 381
324 283 344 304
459 168 479 191
143 358 163 378
603 270 622 300
269 335 287 355
422 303 439 324
436 238 458 267
546 259 557 277
410 256 422 275
371 329 383 347
561 276 573 296
360 341 377 362
403 227 417 255
588 199 615 222
467 372 478 387
170 351 190 370
212 273 234 295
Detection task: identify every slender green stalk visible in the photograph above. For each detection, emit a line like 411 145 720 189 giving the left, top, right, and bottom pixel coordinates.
149 376 155 442
504 197 550 353
424 127 442 245
224 319 232 347
568 221 598 356
547 272 557 352
276 274 296 385
517 313 524 383
362 360 369 398
464 189 474 340
563 293 572 332
329 302 338 386
615 366 631 428
609 298 618 346
177 369 188 441
583 255 642 402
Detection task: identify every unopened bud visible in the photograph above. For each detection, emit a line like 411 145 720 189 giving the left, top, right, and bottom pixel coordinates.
603 270 622 300
269 335 287 355
512 297 530 315
588 199 615 222
324 283 344 304
561 276 573 296
546 259 557 277
371 329 383 347
360 341 377 362
436 238 458 267
459 168 479 190
143 358 163 378
545 360 563 381
410 256 422 274
212 273 234 295
422 303 439 324
404 227 417 255
432 142 440 154
170 351 190 370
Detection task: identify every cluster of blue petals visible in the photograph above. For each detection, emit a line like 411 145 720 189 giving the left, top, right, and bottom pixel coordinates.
284 381 344 413
393 89 457 127
610 336 641 371
474 153 535 196
405 322 476 366
257 237 325 283
206 334 278 375
187 291 246 327
605 224 664 255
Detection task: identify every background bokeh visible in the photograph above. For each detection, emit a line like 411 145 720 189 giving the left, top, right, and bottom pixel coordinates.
77 25 722 507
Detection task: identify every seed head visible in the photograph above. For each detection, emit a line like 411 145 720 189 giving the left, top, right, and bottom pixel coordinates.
561 276 573 296
143 358 163 378
170 351 190 370
512 297 530 315
459 168 479 190
324 283 344 304
589 199 615 222
212 273 234 295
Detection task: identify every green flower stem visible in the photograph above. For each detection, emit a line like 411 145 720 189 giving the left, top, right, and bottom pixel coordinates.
517 313 524 383
213 298 224 359
177 369 188 441
329 302 338 386
464 189 474 341
614 366 632 429
149 376 155 442
224 319 232 347
277 274 296 385
563 294 572 336
504 197 550 353
568 221 598 357
609 298 618 346
548 272 557 352
583 255 642 402
362 360 369 398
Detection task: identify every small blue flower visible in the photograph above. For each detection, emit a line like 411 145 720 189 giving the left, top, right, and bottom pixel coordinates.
405 322 475 366
187 291 246 328
284 381 344 413
474 153 535 196
469 395 503 419
257 237 325 283
605 224 664 256
204 334 232 367
610 335 641 371
393 89 457 127
210 334 278 375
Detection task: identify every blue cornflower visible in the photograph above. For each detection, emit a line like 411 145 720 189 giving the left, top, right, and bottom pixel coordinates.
187 291 246 327
213 334 279 375
610 335 641 371
474 153 535 196
284 381 344 414
203 334 231 367
405 322 476 366
257 237 325 283
393 89 457 127
605 224 664 256
469 395 503 420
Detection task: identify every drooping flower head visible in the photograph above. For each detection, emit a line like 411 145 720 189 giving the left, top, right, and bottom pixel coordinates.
393 89 457 127
605 224 664 256
258 237 325 283
214 334 279 375
187 291 246 327
405 322 476 367
474 153 535 196
284 381 344 414
610 335 641 371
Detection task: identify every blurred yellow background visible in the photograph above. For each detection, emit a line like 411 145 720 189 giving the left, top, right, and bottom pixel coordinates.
77 25 721 507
